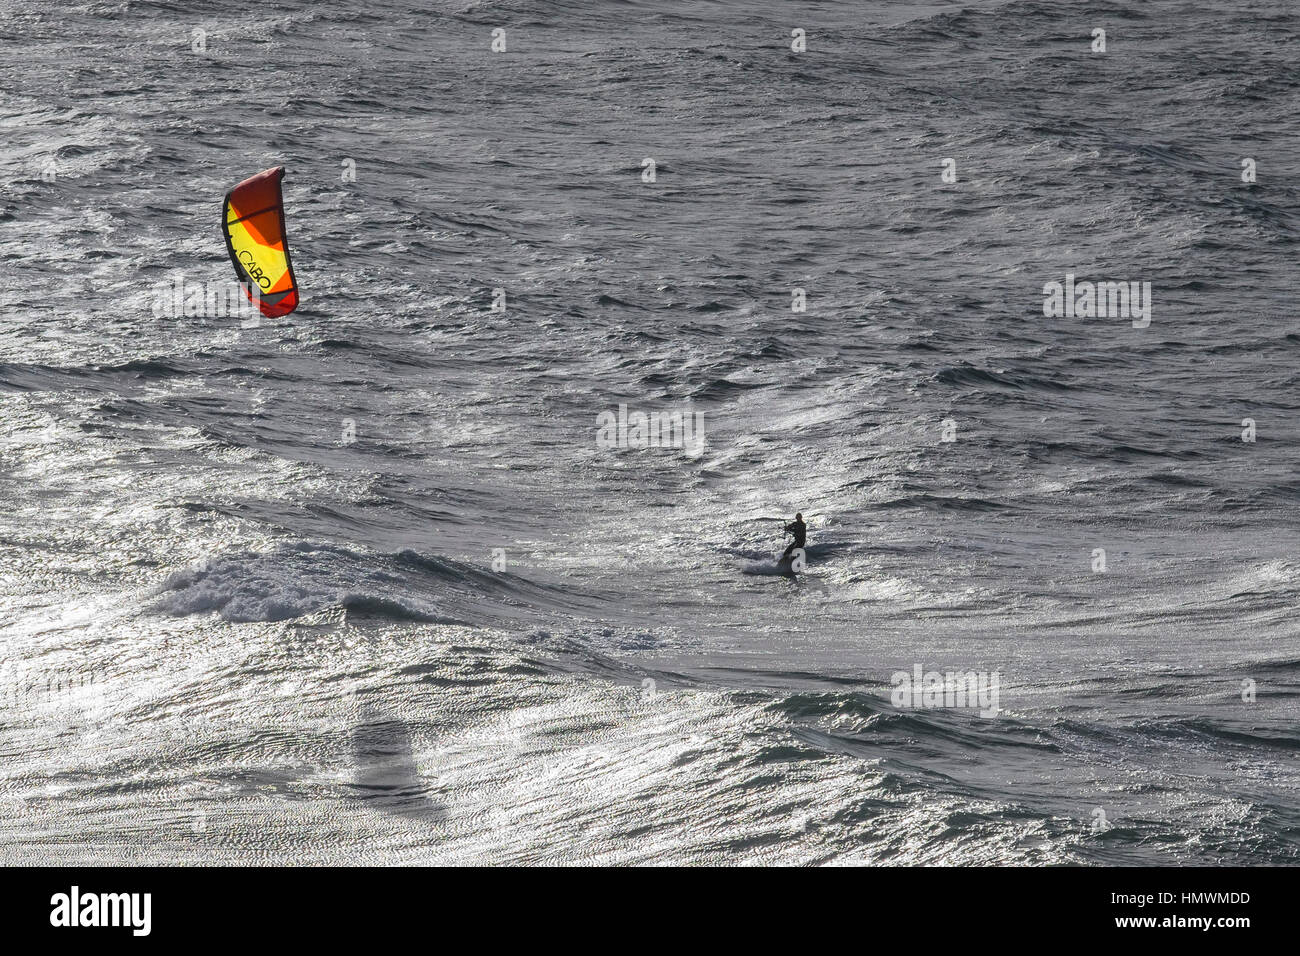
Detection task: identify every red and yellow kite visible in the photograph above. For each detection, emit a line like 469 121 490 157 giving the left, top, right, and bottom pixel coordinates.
222 166 300 317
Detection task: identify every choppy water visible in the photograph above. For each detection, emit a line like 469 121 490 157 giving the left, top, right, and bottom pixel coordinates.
2 0 1298 864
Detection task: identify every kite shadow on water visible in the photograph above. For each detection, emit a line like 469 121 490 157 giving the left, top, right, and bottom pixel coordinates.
350 707 447 824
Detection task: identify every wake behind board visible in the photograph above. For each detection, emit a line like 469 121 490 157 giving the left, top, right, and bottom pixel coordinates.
740 556 799 578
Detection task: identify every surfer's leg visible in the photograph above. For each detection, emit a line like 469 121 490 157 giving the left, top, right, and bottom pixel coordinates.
781 542 796 561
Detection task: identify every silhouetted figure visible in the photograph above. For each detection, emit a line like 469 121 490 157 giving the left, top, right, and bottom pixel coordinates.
782 512 806 562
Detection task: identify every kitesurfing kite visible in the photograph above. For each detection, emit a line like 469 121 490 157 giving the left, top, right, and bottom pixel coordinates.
222 166 299 317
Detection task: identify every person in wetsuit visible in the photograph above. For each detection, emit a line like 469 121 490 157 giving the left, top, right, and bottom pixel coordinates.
782 512 806 562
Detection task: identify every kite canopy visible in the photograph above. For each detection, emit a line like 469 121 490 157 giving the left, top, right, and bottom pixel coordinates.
222 166 299 318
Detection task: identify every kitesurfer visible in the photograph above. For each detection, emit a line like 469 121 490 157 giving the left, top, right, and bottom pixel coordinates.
782 512 806 562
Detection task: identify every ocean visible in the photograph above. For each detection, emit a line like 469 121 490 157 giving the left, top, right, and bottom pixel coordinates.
1 0 1297 864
